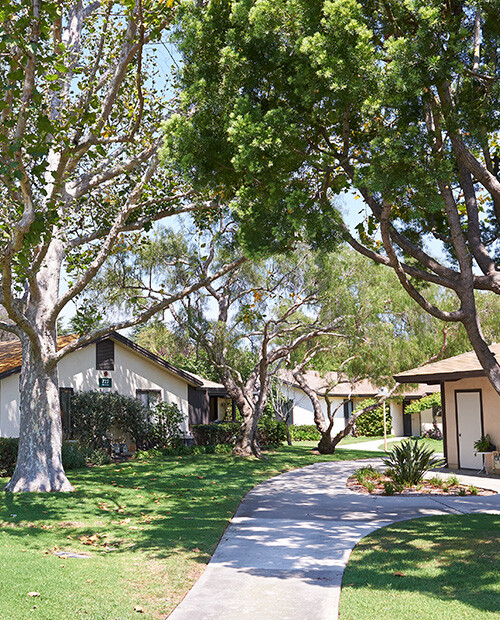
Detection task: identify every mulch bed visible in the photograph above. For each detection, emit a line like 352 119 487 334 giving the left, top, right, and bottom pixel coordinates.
346 475 496 496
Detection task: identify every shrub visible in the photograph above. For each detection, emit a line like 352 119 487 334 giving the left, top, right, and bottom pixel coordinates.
383 438 445 486
61 442 87 470
257 419 287 446
0 438 19 476
354 465 382 484
0 439 105 475
149 402 184 448
192 420 286 448
353 399 391 437
423 425 443 440
71 391 150 451
289 425 321 441
364 480 376 492
191 422 242 446
383 481 395 495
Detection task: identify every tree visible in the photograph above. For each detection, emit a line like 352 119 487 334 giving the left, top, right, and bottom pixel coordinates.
177 254 342 457
283 247 500 452
96 222 342 456
0 1 241 492
165 1 500 396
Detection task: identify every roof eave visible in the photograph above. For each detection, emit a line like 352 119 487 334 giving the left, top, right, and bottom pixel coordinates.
394 369 486 384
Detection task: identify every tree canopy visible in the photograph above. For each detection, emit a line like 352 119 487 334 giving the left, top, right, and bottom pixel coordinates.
165 0 500 393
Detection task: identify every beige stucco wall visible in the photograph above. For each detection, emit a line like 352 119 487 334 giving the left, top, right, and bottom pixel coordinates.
0 340 192 438
0 374 20 437
390 402 403 436
444 376 500 469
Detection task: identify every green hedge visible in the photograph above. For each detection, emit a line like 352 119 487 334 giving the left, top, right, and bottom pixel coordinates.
289 425 321 441
191 420 287 448
0 438 109 477
353 399 391 437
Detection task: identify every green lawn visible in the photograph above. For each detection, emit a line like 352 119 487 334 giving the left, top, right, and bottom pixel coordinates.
338 435 387 446
0 443 379 619
339 514 500 619
379 436 444 453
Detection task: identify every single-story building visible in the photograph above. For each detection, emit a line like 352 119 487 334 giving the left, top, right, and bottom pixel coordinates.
0 332 227 446
395 345 500 470
278 370 439 436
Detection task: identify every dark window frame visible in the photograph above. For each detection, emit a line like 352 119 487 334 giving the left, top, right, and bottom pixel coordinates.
96 339 115 371
59 387 74 439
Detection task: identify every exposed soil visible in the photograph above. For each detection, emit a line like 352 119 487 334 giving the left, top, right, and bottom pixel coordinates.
346 475 496 496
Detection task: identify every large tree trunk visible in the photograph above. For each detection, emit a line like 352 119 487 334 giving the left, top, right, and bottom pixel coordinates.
4 333 73 493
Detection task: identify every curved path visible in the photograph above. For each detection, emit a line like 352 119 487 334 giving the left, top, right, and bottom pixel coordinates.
170 459 500 620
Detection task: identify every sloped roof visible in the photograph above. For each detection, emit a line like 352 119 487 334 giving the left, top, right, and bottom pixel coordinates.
0 335 77 379
278 369 435 398
186 371 226 392
0 332 212 388
394 344 500 384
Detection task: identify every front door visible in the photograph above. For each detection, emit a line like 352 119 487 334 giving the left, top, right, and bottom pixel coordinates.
402 399 412 436
455 390 483 469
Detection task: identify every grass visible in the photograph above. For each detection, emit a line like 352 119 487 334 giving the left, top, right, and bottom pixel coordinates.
380 436 444 454
339 514 500 619
338 435 387 446
0 443 379 619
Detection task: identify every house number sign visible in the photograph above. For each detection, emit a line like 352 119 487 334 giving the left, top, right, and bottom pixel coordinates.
99 377 112 388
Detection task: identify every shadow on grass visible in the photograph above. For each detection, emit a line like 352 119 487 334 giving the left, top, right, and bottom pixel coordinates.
341 514 500 615
0 446 381 565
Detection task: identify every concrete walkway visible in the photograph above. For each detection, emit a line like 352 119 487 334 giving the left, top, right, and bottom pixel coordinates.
338 437 407 452
169 459 500 620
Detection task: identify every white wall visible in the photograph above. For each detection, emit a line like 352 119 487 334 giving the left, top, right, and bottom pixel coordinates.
0 339 193 438
390 402 404 436
281 384 369 434
0 374 20 437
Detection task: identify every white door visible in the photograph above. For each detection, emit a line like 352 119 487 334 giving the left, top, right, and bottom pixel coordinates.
456 391 483 469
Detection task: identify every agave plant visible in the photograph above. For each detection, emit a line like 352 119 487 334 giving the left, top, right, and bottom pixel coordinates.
383 439 445 486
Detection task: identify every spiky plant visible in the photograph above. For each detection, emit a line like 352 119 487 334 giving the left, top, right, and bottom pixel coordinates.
383 439 444 486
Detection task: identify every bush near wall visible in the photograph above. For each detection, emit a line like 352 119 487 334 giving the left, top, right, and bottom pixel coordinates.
353 399 391 437
191 420 287 448
0 438 107 477
70 390 151 451
289 425 321 441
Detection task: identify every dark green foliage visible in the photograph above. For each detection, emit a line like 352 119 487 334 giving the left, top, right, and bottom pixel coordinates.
191 423 242 446
70 391 150 451
258 419 287 447
60 442 87 470
354 400 391 437
289 425 321 441
383 481 395 495
0 438 107 475
0 438 19 476
191 420 286 448
383 439 445 486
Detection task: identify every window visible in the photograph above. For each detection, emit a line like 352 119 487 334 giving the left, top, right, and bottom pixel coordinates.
96 339 114 370
343 399 354 421
59 387 74 439
136 389 161 408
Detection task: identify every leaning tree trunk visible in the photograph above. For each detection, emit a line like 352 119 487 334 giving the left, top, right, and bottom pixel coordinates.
233 401 262 457
4 334 74 492
292 371 338 454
